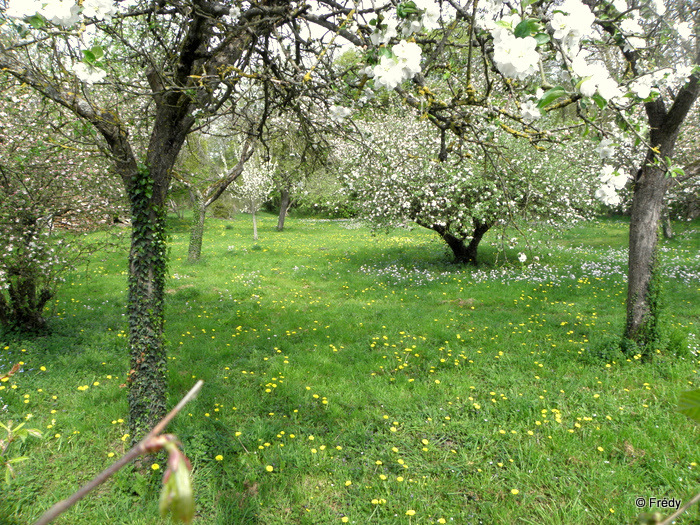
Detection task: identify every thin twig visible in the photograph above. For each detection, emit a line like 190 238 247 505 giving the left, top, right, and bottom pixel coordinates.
658 491 700 525
33 380 204 525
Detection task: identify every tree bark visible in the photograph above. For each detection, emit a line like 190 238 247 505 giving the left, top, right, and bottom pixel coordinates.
625 73 699 350
432 219 491 265
625 163 669 349
661 205 674 240
277 188 291 231
125 166 169 444
187 189 207 263
252 208 259 240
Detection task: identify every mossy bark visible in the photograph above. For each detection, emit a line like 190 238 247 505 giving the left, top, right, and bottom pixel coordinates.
187 191 207 262
126 166 169 444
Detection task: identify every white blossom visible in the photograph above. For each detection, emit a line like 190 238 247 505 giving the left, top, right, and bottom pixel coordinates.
595 139 615 159
370 17 399 45
372 56 405 90
4 0 44 18
42 0 81 27
492 33 539 80
415 0 440 31
595 184 622 206
330 105 352 123
675 22 693 41
392 40 422 76
549 0 595 48
81 0 117 21
372 41 423 90
71 62 107 84
521 100 541 123
650 0 666 15
518 252 527 263
630 78 652 99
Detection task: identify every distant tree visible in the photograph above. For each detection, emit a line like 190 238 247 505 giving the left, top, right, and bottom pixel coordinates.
175 128 255 262
258 117 332 231
340 112 600 264
232 155 275 241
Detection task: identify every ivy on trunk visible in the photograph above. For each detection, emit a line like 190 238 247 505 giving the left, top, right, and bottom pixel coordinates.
126 166 168 440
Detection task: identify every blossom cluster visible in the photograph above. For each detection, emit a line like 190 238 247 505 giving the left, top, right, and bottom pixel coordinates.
4 0 115 26
369 40 423 90
335 112 600 249
364 0 441 90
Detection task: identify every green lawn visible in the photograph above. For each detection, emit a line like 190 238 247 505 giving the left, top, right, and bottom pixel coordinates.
1 213 699 524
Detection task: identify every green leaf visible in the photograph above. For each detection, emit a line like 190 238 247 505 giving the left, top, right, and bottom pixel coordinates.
533 32 550 45
592 93 607 109
27 15 45 29
82 50 96 64
7 456 29 464
91 45 104 60
537 86 567 109
678 389 700 423
514 18 541 38
397 1 419 18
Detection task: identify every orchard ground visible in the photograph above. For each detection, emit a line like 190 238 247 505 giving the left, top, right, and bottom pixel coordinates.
1 213 699 524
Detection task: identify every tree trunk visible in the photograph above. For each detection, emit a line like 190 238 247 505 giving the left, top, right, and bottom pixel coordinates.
625 163 670 350
433 219 491 265
187 190 207 262
252 208 259 240
277 188 291 231
624 74 699 351
125 166 169 445
661 205 674 240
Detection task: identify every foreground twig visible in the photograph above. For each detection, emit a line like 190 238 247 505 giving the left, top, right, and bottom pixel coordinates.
33 380 204 525
658 491 700 525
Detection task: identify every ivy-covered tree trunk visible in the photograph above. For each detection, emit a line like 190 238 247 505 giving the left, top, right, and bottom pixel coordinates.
125 166 169 443
277 188 291 231
187 189 207 262
432 220 491 265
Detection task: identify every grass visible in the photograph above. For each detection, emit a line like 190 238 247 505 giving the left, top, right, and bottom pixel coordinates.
1 212 699 524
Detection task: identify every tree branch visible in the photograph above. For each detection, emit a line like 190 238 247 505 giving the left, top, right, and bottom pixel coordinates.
33 381 204 525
